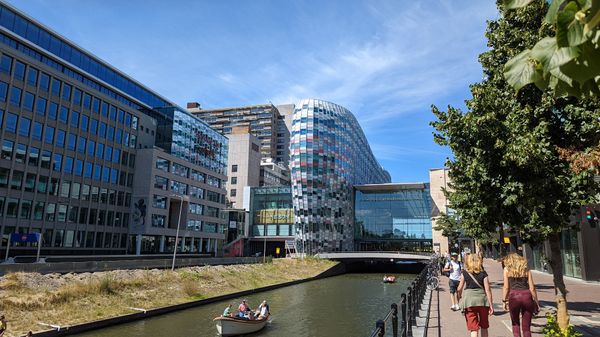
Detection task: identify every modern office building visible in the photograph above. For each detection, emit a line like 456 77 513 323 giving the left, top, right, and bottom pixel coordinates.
0 3 227 256
354 183 433 251
291 99 390 254
225 126 261 208
246 185 294 256
188 102 285 163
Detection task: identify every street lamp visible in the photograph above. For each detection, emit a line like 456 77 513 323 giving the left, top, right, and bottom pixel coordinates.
170 194 188 271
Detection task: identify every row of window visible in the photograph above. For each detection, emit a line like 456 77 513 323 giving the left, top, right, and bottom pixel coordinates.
1 226 128 249
0 53 140 130
0 168 132 207
155 156 222 187
0 196 130 227
1 139 134 185
153 175 224 204
0 102 138 152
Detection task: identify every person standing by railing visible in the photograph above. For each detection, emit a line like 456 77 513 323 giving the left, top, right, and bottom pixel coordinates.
443 252 462 311
456 254 494 337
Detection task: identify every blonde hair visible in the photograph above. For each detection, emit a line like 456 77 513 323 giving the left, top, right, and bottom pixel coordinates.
465 254 483 273
504 253 528 278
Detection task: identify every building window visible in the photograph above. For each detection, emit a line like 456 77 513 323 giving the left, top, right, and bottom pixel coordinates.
154 176 168 190
171 162 189 178
2 140 14 160
156 157 169 171
232 165 238 172
170 180 188 195
18 117 30 137
152 195 167 209
230 189 237 197
231 176 237 184
151 214 166 228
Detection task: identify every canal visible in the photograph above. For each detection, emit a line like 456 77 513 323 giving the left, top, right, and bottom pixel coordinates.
74 273 414 337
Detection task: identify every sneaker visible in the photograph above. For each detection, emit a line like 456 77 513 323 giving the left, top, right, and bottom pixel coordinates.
451 305 457 311
452 304 459 311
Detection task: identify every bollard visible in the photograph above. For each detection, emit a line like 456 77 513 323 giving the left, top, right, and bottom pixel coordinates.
376 319 385 337
391 302 398 337
400 293 407 337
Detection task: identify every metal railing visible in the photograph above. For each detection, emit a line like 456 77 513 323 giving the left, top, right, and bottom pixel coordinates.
368 259 435 337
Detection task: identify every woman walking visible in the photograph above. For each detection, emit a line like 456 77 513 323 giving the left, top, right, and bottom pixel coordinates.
502 253 539 337
457 254 494 337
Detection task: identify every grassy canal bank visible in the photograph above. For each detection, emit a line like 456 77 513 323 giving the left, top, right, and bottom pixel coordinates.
0 258 337 336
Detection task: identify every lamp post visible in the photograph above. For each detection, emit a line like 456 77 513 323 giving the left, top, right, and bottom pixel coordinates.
170 194 186 271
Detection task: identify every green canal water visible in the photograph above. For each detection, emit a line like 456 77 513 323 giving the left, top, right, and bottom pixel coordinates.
74 273 413 337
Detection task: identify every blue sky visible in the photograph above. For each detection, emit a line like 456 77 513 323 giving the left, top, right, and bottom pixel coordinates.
8 0 498 183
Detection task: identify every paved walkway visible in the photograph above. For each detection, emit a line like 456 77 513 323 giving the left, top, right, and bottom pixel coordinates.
426 259 600 336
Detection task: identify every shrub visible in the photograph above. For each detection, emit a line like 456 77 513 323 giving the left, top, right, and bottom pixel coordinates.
98 276 117 295
182 279 202 297
543 312 582 337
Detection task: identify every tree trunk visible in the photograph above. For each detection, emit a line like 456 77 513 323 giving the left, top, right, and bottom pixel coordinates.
548 232 569 331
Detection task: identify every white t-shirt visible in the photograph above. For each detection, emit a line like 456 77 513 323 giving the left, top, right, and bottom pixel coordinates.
445 260 462 281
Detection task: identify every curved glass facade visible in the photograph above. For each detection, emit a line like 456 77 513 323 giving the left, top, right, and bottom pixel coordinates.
290 99 390 254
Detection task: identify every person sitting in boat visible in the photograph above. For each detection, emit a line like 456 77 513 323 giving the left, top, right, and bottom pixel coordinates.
222 304 233 317
257 300 270 319
383 275 389 282
238 299 250 318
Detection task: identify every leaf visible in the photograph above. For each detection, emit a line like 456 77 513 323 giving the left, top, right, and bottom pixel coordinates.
531 37 558 69
546 0 568 24
559 41 600 83
568 17 587 46
548 45 580 71
503 0 535 9
556 2 580 47
504 49 541 90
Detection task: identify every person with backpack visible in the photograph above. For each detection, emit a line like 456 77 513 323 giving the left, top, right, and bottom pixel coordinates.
443 252 463 310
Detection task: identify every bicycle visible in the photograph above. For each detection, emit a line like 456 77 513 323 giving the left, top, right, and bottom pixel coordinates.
426 256 440 290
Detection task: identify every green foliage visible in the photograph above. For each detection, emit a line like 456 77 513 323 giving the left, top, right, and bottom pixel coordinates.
431 0 600 245
543 312 583 336
433 213 462 240
503 0 600 97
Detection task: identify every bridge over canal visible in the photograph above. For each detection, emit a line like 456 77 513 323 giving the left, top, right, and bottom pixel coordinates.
315 251 432 273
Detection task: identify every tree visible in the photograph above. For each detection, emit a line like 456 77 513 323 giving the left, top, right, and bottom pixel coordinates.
503 0 600 98
431 0 600 330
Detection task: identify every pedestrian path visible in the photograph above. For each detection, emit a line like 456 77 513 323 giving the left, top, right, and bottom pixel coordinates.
426 258 600 336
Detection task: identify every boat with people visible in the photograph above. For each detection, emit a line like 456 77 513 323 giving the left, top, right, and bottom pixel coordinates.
215 299 271 336
213 314 270 336
383 275 396 283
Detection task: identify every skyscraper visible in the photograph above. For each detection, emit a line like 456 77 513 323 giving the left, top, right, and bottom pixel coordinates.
291 99 390 253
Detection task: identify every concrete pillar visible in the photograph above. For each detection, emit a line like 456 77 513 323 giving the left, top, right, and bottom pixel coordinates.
135 234 142 256
214 239 218 255
159 235 165 253
207 238 212 252
199 238 204 253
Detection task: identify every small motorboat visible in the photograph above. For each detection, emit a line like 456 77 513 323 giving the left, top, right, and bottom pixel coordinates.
214 314 270 336
383 275 396 283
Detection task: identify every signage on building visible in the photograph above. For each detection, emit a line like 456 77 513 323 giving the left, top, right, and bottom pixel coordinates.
255 209 293 224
